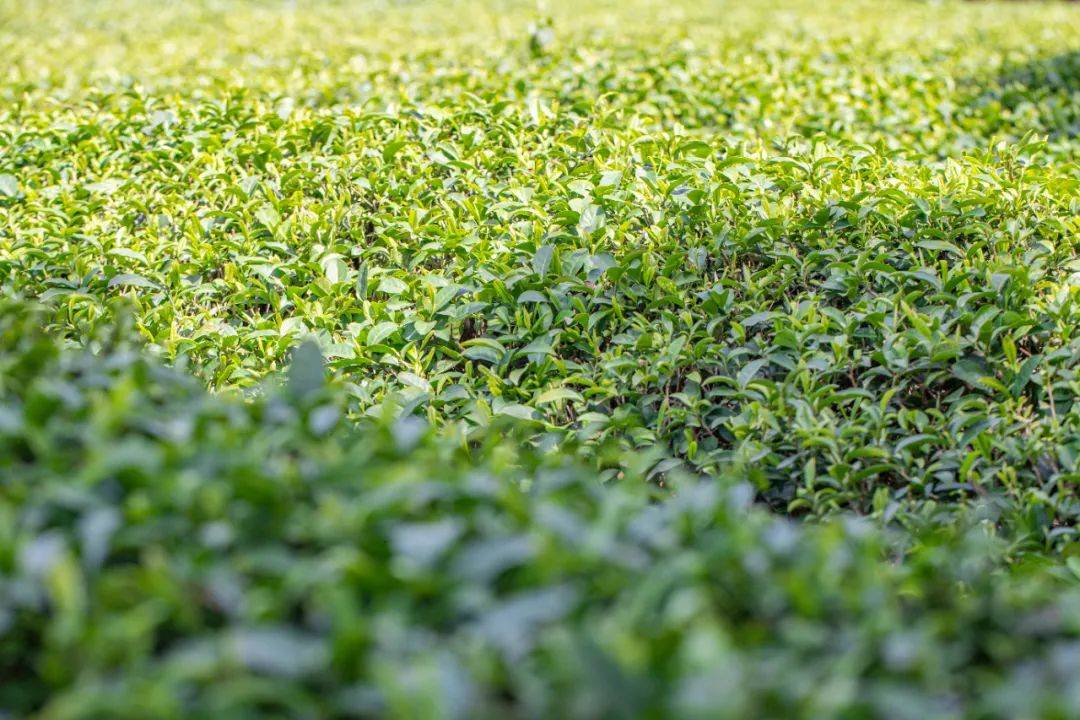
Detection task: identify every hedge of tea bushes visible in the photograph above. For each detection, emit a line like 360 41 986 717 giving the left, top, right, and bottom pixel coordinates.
2 1 1080 713
3 0 1080 532
0 299 1078 719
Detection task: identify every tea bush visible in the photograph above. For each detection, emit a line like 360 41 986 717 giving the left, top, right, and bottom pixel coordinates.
2 0 1080 714
3 0 1080 536
1 300 1079 719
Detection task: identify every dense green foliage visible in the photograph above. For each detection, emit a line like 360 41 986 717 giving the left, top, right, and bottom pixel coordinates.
2 0 1080 715
1 300 1079 719
3 0 1080 540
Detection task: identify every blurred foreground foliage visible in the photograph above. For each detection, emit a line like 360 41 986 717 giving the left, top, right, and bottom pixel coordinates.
1 300 1079 719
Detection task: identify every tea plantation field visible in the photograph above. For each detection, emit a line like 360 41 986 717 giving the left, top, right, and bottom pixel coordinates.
2 0 1080 717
